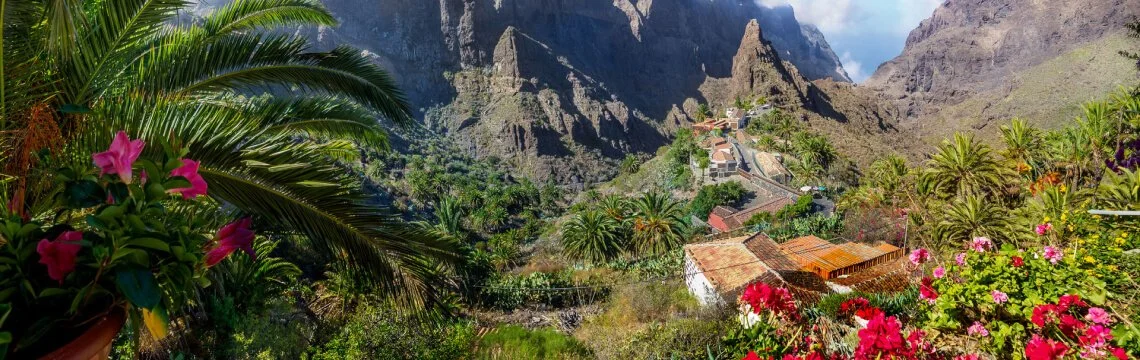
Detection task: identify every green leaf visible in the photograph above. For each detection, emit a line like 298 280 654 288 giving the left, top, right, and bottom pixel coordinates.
59 104 92 114
63 180 106 208
37 288 70 299
115 269 161 309
124 238 170 252
162 178 191 191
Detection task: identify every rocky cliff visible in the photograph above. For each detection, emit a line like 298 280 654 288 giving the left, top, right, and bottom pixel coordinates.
288 0 853 183
865 0 1140 143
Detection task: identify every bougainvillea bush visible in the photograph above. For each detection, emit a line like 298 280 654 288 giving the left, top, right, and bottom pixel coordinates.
912 233 1138 358
0 132 255 357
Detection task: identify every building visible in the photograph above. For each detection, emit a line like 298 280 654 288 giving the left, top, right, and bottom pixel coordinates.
692 108 748 135
683 233 818 306
724 107 747 130
706 196 796 233
778 236 904 280
753 152 791 184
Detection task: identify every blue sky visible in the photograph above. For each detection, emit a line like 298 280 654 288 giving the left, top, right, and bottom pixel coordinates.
757 0 944 83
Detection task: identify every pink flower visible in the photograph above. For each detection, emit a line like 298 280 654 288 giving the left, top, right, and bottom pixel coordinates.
168 159 208 199
909 248 930 266
37 231 84 283
92 131 145 184
1036 223 1053 236
970 237 993 252
933 266 946 279
1026 334 1069 360
991 290 1009 304
956 252 967 266
204 218 256 266
955 355 980 360
967 321 989 337
1043 246 1063 264
1111 347 1128 360
1086 307 1112 325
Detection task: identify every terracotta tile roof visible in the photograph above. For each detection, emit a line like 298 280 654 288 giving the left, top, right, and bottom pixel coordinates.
829 257 911 292
711 206 737 218
754 152 789 177
719 197 794 231
711 150 735 162
704 137 728 147
743 234 800 272
684 240 781 297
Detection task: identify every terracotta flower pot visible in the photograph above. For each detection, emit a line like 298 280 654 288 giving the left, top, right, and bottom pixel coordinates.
39 310 126 360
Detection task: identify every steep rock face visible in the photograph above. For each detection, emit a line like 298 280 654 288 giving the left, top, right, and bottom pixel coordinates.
865 0 1140 125
291 0 852 183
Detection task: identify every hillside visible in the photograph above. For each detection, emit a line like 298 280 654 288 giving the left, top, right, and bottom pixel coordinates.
864 0 1140 146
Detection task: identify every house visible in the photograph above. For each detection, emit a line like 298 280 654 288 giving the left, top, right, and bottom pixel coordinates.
706 196 796 233
692 108 748 135
683 233 823 306
778 236 904 280
753 152 791 184
705 141 738 179
724 107 747 130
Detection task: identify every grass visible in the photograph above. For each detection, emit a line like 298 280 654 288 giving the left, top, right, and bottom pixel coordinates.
477 325 593 360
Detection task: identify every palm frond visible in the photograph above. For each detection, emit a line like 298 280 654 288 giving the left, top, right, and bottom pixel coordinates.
202 0 336 37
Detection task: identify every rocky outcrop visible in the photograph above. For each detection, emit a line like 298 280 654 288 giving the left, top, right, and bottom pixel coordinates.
282 0 854 182
865 0 1140 125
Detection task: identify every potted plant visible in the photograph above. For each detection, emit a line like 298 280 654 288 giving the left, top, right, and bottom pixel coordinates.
0 131 255 359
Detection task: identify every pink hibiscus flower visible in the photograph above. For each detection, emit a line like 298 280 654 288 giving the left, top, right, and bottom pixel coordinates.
169 159 208 199
92 131 145 184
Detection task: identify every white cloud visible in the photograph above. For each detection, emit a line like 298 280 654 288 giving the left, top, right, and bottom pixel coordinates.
838 51 867 83
756 0 857 33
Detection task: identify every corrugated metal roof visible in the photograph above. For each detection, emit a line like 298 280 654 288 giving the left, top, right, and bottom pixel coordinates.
779 237 900 274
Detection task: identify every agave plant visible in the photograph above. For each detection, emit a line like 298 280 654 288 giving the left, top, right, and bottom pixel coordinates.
0 0 457 307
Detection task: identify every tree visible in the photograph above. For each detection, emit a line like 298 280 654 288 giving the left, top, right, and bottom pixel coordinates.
923 133 1009 199
932 194 1017 247
688 181 747 219
562 211 626 264
621 154 641 174
867 155 909 195
0 0 457 307
791 131 837 170
696 103 713 122
434 198 468 242
770 110 799 152
630 192 688 254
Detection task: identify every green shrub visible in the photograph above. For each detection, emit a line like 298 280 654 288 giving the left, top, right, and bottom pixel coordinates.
689 181 748 219
813 287 919 322
774 194 814 220
617 318 734 359
477 325 591 360
480 271 609 310
310 304 476 360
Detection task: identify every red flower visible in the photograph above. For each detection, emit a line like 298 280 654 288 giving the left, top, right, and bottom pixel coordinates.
742 351 762 360
1058 294 1087 311
1025 334 1068 360
855 314 908 360
92 131 144 184
1058 314 1087 338
1032 304 1060 327
740 282 799 320
204 218 256 266
1012 256 1024 267
37 231 84 283
1111 347 1128 360
919 277 938 304
168 159 208 199
841 297 883 319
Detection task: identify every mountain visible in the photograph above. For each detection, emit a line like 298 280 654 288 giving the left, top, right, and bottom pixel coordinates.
865 0 1140 144
282 0 853 184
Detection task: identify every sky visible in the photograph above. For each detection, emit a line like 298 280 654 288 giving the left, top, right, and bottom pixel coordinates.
756 0 944 83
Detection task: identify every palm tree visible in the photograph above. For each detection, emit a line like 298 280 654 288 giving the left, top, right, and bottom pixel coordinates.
1 0 457 307
999 118 1042 177
599 194 631 221
932 194 1018 247
791 131 836 170
561 210 626 264
923 132 1009 199
770 110 798 152
629 192 688 254
434 198 467 242
867 154 909 195
1098 168 1140 210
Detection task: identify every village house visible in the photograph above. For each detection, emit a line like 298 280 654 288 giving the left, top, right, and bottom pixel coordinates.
694 137 739 179
706 196 796 233
682 233 824 306
778 235 904 280
692 108 748 136
683 233 904 306
753 152 791 184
